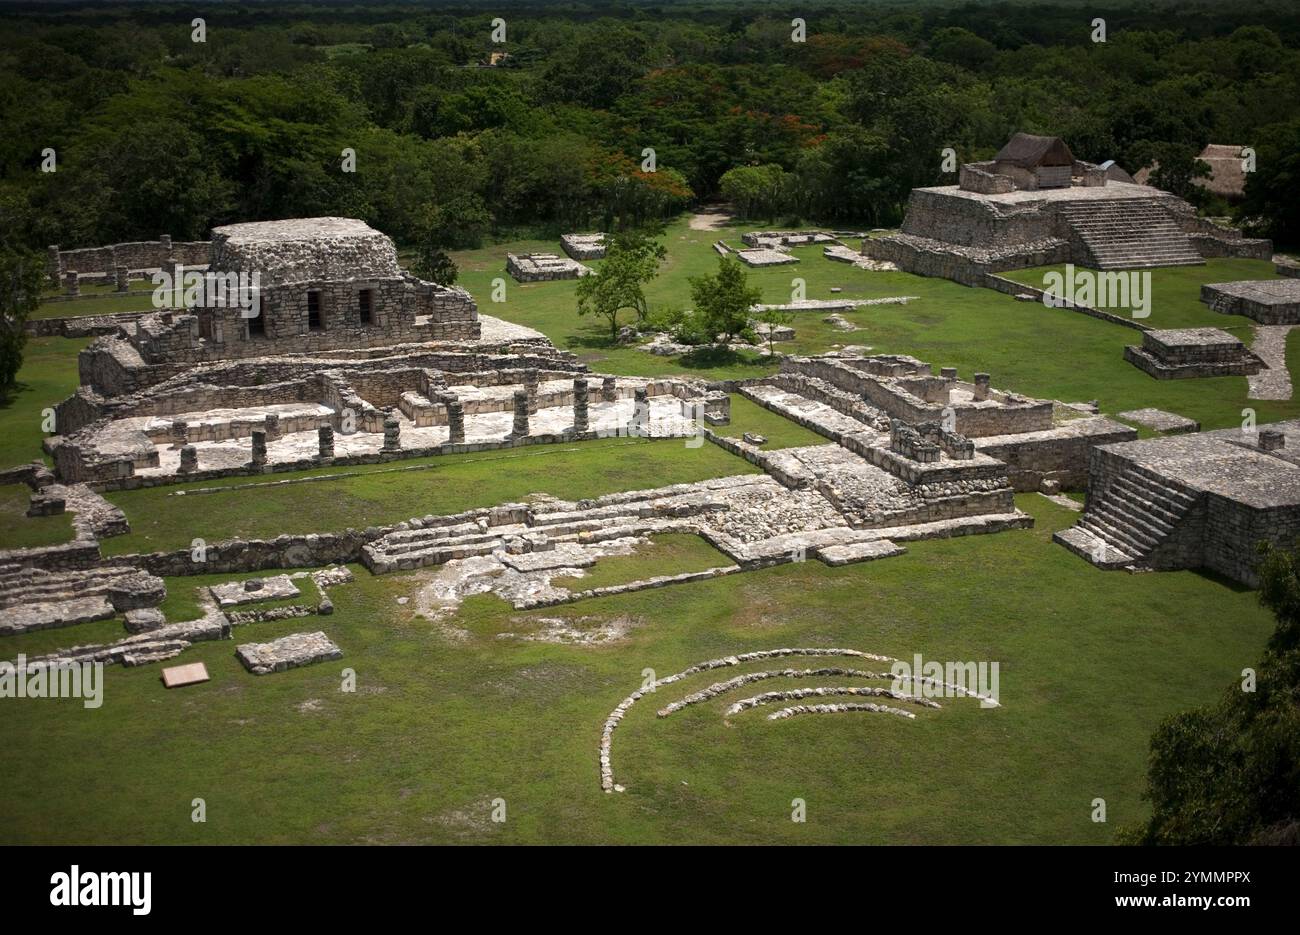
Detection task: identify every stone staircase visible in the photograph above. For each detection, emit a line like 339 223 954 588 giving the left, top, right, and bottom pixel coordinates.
1054 464 1198 568
1059 199 1203 270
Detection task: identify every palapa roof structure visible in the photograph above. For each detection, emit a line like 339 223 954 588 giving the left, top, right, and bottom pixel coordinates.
994 133 1075 168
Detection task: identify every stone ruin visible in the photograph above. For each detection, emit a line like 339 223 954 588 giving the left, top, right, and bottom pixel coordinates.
864 132 1271 286
1123 327 1263 379
1056 419 1300 586
506 252 592 282
1202 277 1300 325
560 233 607 260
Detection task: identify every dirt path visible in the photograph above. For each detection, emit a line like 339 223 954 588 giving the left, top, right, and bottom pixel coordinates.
688 205 733 231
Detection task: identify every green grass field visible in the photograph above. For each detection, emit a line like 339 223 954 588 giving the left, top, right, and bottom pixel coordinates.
0 213 1290 844
0 495 1273 844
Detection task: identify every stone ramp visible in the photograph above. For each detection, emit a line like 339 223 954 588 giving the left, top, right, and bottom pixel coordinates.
1053 463 1198 568
1059 199 1202 269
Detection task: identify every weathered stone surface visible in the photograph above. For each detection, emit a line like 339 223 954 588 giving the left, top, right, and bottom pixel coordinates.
210 574 301 608
1117 408 1200 434
235 630 342 675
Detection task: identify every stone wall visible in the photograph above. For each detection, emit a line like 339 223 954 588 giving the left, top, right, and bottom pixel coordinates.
48 239 209 281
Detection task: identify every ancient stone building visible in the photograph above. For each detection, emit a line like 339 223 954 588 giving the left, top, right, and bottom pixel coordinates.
865 133 1272 284
1056 421 1300 586
133 217 479 364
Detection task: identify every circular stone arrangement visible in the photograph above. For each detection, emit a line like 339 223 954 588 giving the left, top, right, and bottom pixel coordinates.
599 647 998 793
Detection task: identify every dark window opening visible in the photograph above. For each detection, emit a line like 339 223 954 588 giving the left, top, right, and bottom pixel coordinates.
248 311 265 337
358 289 373 325
307 290 322 330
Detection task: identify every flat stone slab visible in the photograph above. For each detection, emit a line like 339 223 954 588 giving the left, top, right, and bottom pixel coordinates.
1117 408 1201 434
500 542 598 573
161 662 210 688
236 631 342 675
736 248 799 267
0 595 116 636
815 540 906 566
124 607 167 633
210 574 301 608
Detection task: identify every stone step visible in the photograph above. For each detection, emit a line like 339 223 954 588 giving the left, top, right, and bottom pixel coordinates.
1053 525 1135 569
1089 502 1167 547
1078 513 1154 556
1110 475 1195 520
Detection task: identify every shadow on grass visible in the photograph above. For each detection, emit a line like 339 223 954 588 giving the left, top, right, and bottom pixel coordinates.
675 344 771 371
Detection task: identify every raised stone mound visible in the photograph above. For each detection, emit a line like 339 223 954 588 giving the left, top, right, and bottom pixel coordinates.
1202 278 1300 325
235 630 342 675
1116 408 1200 435
1124 327 1263 379
506 253 592 282
559 233 607 260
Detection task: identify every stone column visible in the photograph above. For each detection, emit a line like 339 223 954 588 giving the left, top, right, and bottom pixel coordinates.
572 378 590 434
64 270 79 296
524 369 540 414
941 367 957 380
170 420 188 449
382 413 402 452
632 387 650 436
446 400 466 444
264 413 281 442
973 373 991 401
47 246 61 287
179 445 199 473
601 375 617 402
511 389 530 438
318 425 335 459
159 234 172 250
250 430 268 467
114 266 129 292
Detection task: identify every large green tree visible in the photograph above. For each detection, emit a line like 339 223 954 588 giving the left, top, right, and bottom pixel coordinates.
1126 542 1300 845
574 230 667 341
688 256 762 345
0 248 44 396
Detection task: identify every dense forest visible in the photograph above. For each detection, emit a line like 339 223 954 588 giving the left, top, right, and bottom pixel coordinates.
1 0 1299 253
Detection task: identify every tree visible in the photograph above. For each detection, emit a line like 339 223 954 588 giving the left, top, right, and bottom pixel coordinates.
574 230 667 341
688 256 761 345
719 164 793 220
0 249 44 396
1239 119 1300 245
1129 140 1211 204
411 246 458 286
1124 541 1300 845
754 306 793 356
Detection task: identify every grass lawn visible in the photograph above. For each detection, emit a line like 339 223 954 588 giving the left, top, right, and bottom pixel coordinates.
0 483 76 549
0 494 1274 844
0 336 88 470
552 532 733 591
102 436 758 556
719 394 827 449
1000 258 1281 337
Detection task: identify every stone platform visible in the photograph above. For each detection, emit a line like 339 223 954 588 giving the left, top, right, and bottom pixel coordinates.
1202 278 1300 324
506 253 592 282
1124 328 1263 379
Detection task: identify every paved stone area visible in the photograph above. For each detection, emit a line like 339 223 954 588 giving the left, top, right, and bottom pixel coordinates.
1248 325 1295 400
1117 408 1201 434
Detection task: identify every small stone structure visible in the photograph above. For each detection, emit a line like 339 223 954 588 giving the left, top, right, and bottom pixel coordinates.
506 252 592 282
863 132 1270 284
742 231 838 248
560 233 607 260
1124 327 1263 379
1202 278 1300 324
1056 419 1300 585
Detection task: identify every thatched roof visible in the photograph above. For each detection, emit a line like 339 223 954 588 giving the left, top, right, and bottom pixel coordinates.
1195 144 1247 198
1134 145 1247 200
994 133 1075 168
